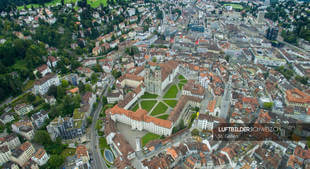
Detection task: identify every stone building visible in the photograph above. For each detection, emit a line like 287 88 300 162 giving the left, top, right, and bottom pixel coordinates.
144 64 162 95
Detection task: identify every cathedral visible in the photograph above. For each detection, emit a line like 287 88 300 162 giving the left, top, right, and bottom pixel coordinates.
144 63 162 95
144 61 179 95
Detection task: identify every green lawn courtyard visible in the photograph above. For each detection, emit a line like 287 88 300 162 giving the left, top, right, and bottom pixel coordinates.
163 85 178 98
141 100 157 112
150 102 168 116
141 133 161 147
157 114 169 120
164 100 178 108
141 92 158 99
130 103 139 111
178 75 186 80
178 83 184 90
177 75 187 90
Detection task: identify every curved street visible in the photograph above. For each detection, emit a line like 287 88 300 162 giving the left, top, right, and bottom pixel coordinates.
90 76 114 169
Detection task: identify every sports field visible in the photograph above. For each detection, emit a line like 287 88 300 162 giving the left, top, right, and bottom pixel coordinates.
224 4 243 10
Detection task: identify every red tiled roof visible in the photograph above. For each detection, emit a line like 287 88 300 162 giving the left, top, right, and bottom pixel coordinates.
286 88 310 104
34 148 46 159
207 100 216 112
20 141 32 151
36 64 48 72
109 105 172 128
76 145 88 159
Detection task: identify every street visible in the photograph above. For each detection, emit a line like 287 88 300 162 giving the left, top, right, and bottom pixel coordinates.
90 76 114 169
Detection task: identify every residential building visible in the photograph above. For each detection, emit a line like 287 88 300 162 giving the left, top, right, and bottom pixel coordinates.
47 56 58 68
31 148 49 166
33 73 60 95
127 8 136 16
81 92 96 115
35 64 51 77
44 96 56 105
2 161 19 169
22 160 39 169
31 110 49 128
14 104 34 116
10 142 35 167
107 90 123 104
106 132 136 160
196 114 225 130
182 80 205 99
0 112 15 124
0 134 21 150
77 67 94 78
76 145 90 163
47 113 86 141
285 88 310 107
0 145 11 166
11 120 35 140
82 59 96 67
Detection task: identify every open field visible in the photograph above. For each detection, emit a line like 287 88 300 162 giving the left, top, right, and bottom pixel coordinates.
150 102 168 116
17 0 77 10
224 4 243 10
17 0 112 10
87 0 108 8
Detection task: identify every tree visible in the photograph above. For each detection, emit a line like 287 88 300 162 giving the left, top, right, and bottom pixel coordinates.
36 71 42 79
56 85 66 99
112 70 121 79
25 44 46 68
225 55 230 62
85 84 92 92
47 85 57 97
102 96 107 105
156 10 163 19
91 73 98 84
33 130 52 146
263 72 269 80
152 57 157 63
61 79 69 88
295 75 309 85
92 64 103 72
47 155 65 169
191 129 199 136
87 116 92 126
27 93 36 102
263 102 273 110
125 46 139 56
